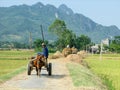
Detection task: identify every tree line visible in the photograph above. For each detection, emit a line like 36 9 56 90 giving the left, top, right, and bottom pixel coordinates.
0 19 120 53
0 41 29 49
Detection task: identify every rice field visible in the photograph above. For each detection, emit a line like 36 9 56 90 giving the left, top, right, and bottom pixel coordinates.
0 50 34 83
84 53 120 90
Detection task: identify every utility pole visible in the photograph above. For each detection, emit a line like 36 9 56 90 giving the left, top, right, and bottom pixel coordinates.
29 32 32 49
100 40 103 60
40 25 44 42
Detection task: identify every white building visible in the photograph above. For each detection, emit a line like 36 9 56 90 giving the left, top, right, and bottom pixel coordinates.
102 38 110 46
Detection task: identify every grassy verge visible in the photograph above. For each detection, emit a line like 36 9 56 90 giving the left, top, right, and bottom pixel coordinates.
67 62 107 90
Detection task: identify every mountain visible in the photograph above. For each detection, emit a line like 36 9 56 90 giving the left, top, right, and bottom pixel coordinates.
0 2 120 43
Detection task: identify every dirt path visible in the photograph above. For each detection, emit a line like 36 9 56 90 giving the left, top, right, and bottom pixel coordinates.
0 58 75 90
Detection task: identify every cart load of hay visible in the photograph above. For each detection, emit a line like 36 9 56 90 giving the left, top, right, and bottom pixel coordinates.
62 47 78 57
62 48 72 57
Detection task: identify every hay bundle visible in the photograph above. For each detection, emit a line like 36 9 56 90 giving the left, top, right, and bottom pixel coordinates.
54 51 63 57
49 51 63 59
71 47 78 54
77 50 87 59
66 54 82 63
62 48 72 57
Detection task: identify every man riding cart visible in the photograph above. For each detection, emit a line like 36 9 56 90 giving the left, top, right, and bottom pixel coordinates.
41 43 49 67
28 43 52 76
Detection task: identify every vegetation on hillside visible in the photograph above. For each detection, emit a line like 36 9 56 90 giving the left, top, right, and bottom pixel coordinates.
0 2 120 43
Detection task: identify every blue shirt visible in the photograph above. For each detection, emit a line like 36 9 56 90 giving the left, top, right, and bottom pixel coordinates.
42 47 49 58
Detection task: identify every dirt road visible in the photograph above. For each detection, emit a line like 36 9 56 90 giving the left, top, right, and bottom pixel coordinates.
0 58 75 90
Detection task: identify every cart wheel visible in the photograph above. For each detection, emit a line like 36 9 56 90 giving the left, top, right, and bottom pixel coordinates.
48 63 52 76
27 64 31 75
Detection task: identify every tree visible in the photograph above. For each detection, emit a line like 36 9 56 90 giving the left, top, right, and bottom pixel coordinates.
109 36 120 53
75 35 91 50
49 19 67 37
49 19 76 50
49 19 92 50
33 39 48 51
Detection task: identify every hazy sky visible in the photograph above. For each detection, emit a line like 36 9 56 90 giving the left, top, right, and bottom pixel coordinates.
0 0 120 29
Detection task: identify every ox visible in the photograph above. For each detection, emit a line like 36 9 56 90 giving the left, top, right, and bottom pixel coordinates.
28 54 46 76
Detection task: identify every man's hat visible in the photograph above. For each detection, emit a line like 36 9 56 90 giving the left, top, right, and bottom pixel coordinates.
42 43 45 46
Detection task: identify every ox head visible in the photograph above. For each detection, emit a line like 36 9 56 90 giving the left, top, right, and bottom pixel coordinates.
37 52 44 60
